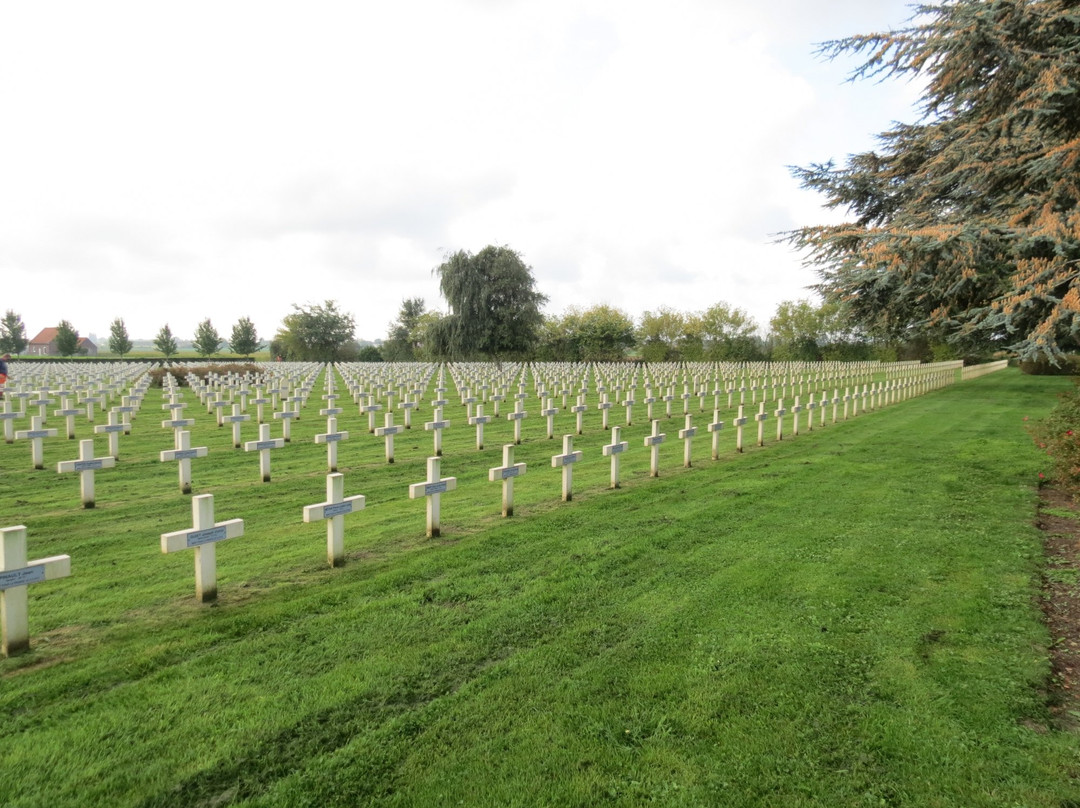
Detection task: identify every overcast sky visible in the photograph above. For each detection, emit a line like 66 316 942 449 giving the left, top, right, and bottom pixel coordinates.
2 0 924 345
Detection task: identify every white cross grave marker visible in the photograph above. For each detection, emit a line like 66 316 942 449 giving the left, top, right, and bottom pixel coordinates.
160 494 244 602
551 434 584 501
602 425 629 489
507 397 528 445
1 526 71 656
57 438 116 508
15 415 58 469
425 407 450 457
644 420 666 477
315 416 349 472
468 405 492 450
1 398 25 445
708 409 724 460
409 457 458 537
303 472 365 567
734 405 747 453
160 430 208 494
93 410 130 459
488 444 527 517
223 403 251 449
678 414 697 468
244 424 285 482
375 412 405 463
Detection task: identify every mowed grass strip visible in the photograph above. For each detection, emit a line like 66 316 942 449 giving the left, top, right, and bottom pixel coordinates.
1 369 1078 807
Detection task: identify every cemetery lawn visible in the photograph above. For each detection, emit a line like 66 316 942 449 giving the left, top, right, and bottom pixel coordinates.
3 369 1080 806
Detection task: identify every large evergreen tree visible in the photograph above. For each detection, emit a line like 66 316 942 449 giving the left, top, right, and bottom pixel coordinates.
434 246 547 359
787 0 1080 361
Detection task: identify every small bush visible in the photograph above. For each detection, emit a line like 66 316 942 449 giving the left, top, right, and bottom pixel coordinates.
147 363 257 388
1028 380 1080 494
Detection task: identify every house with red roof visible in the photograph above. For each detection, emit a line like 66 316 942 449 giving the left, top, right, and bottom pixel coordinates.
28 328 98 356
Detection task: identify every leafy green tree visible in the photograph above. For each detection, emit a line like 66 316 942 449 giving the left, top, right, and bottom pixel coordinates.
0 310 28 355
108 317 133 357
770 301 826 361
55 320 79 356
434 246 547 359
192 318 223 357
356 345 383 362
229 317 261 357
272 301 356 361
154 324 179 359
637 307 685 362
382 298 427 361
699 302 761 360
538 306 636 361
578 305 637 361
787 0 1080 361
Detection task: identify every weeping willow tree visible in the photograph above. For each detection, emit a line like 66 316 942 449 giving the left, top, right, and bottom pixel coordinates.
432 245 548 360
787 0 1080 361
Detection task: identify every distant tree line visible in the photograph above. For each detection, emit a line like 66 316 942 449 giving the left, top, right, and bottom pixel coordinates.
4 236 997 364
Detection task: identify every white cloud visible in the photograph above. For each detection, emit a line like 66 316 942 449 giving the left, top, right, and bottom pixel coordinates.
2 0 919 342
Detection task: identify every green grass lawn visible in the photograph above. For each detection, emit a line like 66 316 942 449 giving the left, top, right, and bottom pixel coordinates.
1 367 1078 807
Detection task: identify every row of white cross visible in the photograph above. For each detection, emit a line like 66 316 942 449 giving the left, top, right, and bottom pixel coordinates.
0 360 972 657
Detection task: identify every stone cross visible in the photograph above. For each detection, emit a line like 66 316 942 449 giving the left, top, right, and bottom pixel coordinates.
678 414 696 468
80 392 103 423
597 392 613 430
54 394 81 440
93 410 130 459
541 397 558 440
57 438 116 508
644 420 666 477
708 409 724 460
400 398 417 429
571 396 588 435
161 415 196 448
468 405 492 451
244 424 285 482
507 397 528 445
755 402 768 447
29 390 55 422
223 403 251 449
734 404 748 453
488 444 526 517
160 494 244 603
160 430 208 494
315 416 349 472
409 456 457 537
15 415 58 469
273 407 298 442
791 396 803 437
375 412 405 463
360 394 382 433
1 398 25 445
622 394 635 427
303 472 365 567
602 425 629 489
551 434 584 501
804 395 816 433
1 525 71 656
251 389 270 424
424 407 450 457
774 399 787 442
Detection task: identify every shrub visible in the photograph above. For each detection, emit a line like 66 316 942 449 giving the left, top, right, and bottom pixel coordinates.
1028 380 1080 494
